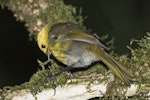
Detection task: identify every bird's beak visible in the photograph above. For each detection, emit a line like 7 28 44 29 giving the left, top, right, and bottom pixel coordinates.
46 50 51 60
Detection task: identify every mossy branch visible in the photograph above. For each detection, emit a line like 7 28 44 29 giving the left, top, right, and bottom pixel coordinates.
0 0 150 99
0 0 83 39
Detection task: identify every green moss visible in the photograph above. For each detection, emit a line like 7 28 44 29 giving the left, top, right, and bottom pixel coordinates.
1 32 150 99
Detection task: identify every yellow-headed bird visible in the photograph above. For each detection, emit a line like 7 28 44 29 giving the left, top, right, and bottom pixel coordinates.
37 22 131 87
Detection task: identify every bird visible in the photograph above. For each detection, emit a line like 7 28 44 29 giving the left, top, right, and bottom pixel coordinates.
37 22 131 88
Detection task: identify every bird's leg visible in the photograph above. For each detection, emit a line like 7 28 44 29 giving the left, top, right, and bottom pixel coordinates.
53 66 73 78
49 66 73 95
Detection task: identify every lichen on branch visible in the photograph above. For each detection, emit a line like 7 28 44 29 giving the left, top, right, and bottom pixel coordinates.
0 0 83 38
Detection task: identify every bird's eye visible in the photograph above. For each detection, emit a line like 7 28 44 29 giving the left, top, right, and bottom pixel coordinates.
41 44 46 48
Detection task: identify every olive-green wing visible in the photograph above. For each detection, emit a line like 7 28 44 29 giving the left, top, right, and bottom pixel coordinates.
49 22 108 49
66 29 108 49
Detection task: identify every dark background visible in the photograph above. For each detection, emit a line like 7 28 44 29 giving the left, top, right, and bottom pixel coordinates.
0 0 150 88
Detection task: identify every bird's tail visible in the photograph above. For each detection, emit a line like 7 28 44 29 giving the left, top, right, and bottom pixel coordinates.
93 46 131 87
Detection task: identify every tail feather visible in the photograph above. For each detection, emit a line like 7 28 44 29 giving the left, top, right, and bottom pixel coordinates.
94 46 131 87
105 54 131 87
106 54 132 78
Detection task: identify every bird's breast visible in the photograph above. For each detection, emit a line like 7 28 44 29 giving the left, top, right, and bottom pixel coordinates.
49 41 68 64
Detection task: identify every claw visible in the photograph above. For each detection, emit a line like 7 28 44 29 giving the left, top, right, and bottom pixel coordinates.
43 66 73 95
50 76 56 95
41 69 57 95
